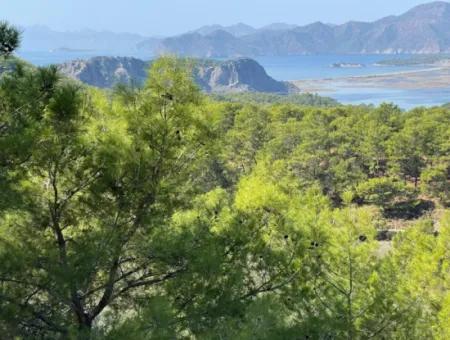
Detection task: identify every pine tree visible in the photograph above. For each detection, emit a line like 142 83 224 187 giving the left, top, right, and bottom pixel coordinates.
0 21 20 57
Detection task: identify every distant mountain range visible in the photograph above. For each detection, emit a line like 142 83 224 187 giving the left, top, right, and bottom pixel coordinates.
17 2 450 56
57 57 297 94
19 25 146 52
146 1 450 56
188 23 298 37
190 23 258 37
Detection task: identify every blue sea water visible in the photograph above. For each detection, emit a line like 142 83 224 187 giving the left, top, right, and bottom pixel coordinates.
330 86 450 109
253 55 450 109
253 55 428 80
16 51 450 109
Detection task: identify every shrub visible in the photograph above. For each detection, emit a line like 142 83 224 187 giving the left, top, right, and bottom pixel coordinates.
355 177 413 207
421 165 450 206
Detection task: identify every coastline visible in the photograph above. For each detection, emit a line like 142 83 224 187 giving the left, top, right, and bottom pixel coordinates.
291 66 450 92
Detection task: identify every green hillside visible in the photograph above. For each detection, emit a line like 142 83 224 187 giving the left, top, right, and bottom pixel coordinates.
1 23 450 339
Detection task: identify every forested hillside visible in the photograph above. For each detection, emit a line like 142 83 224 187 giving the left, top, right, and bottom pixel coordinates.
1 23 450 339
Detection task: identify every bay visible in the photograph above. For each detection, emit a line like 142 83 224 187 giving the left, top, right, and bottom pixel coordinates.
16 51 450 109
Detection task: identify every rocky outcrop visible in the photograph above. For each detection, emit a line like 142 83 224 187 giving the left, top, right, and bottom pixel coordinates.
58 56 296 94
58 57 149 88
195 58 294 93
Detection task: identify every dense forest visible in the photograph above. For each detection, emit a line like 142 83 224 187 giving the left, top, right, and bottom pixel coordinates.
1 22 450 339
210 92 339 107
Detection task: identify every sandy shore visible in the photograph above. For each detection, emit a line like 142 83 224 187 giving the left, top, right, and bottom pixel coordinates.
291 66 450 93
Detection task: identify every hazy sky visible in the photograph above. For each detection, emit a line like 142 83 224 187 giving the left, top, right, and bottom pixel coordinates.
0 0 434 36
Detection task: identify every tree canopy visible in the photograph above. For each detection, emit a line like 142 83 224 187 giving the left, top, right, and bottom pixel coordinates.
1 25 450 339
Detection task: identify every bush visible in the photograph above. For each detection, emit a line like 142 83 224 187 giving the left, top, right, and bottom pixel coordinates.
421 165 450 206
355 177 413 207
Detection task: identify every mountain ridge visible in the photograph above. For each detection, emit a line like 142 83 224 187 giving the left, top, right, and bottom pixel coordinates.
16 2 450 56
140 1 450 56
20 25 147 52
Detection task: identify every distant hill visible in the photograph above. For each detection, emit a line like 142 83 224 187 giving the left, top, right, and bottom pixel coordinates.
18 2 450 57
19 25 149 52
192 23 257 37
194 58 296 93
138 1 450 56
58 56 297 94
152 30 256 58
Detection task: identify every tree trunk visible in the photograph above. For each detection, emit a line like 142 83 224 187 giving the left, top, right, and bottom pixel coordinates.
75 313 93 339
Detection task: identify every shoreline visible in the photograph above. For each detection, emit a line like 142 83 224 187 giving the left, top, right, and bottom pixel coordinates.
289 66 447 82
290 66 450 92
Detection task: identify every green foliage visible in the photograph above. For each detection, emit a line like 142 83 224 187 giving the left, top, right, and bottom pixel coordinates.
1 48 450 339
387 212 450 338
0 21 20 56
387 107 450 185
421 164 450 206
355 177 412 207
212 91 339 107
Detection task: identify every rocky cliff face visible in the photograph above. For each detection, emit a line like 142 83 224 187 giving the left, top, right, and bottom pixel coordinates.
58 57 296 94
58 57 149 88
195 58 294 93
138 1 450 56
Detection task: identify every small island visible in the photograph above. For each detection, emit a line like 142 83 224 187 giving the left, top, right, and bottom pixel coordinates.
330 62 365 68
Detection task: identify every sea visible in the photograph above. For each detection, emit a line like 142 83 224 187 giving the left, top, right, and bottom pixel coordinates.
16 51 450 109
254 55 450 109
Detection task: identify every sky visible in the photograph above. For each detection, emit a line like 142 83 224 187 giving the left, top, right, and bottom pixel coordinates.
0 0 435 36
